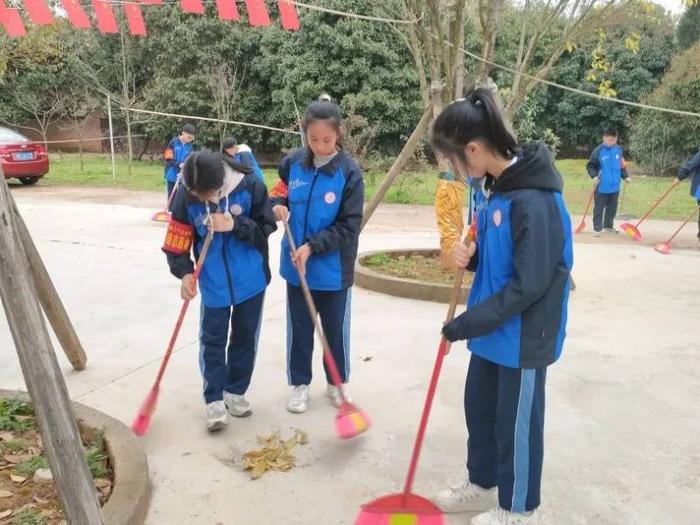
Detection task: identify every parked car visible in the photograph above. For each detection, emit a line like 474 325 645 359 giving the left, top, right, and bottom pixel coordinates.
0 127 49 185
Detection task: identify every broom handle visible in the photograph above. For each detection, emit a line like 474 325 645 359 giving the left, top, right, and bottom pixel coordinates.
282 219 345 389
154 227 214 387
163 176 181 212
403 237 470 495
665 205 700 243
635 180 679 227
582 184 596 218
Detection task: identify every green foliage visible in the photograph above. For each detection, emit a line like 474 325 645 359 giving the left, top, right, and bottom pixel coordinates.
0 399 35 432
629 42 700 175
85 432 110 479
542 16 676 154
15 455 49 476
677 3 700 49
12 508 48 525
511 92 561 157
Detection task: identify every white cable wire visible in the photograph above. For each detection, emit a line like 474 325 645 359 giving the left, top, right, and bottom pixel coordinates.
293 1 418 24
124 107 299 134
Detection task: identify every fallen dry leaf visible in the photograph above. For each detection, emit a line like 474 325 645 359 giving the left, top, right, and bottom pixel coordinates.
3 454 32 465
33 496 49 505
93 479 111 489
0 432 14 443
0 509 12 518
242 429 308 480
0 490 12 499
10 474 26 484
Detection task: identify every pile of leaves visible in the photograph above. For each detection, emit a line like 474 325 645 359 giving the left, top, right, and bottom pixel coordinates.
242 429 308 480
0 398 113 525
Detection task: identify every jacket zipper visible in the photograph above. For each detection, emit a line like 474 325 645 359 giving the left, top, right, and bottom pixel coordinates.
302 168 320 241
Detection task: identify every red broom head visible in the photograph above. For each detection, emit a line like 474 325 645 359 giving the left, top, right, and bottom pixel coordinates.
335 403 371 439
132 386 159 436
620 223 641 241
151 211 171 223
355 493 444 525
654 243 671 255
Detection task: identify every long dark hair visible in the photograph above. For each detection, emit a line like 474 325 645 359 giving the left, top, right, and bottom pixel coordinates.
431 88 517 161
303 99 342 144
182 151 252 194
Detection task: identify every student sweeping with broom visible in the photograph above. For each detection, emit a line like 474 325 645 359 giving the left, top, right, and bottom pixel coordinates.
269 97 364 414
430 89 573 525
163 150 276 432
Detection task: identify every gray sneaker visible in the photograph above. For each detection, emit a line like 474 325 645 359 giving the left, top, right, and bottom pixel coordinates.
593 230 602 237
287 385 310 413
205 401 228 432
604 227 619 234
223 392 252 418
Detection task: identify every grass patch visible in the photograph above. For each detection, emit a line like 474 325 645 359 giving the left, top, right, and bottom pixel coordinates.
0 399 34 433
84 433 110 479
14 456 49 476
11 508 49 525
31 154 698 221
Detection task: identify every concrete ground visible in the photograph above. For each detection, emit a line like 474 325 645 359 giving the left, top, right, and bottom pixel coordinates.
1 185 699 525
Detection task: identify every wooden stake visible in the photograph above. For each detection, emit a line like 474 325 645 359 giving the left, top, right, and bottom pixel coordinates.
361 106 433 230
0 172 104 525
8 192 87 370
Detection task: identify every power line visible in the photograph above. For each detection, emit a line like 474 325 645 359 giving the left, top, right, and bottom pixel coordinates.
124 107 299 134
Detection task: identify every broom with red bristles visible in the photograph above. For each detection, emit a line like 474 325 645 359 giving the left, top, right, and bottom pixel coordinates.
354 236 471 525
132 226 214 436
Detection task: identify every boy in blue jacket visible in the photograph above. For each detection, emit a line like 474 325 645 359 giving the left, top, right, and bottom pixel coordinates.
586 129 629 236
222 137 265 183
164 124 196 205
430 89 573 525
269 98 364 414
163 151 276 432
675 149 700 243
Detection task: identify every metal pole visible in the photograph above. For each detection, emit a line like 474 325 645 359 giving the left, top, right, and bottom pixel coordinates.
107 94 116 180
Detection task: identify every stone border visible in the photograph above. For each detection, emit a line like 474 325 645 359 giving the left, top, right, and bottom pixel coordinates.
0 390 151 525
354 249 469 304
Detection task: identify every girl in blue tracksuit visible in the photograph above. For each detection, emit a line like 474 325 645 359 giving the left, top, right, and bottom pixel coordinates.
269 99 364 414
675 150 700 242
222 136 265 183
430 89 574 525
163 151 276 432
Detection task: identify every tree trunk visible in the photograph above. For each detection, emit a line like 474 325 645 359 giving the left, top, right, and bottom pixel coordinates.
137 136 151 161
361 106 433 230
124 108 133 176
0 170 103 525
430 80 450 173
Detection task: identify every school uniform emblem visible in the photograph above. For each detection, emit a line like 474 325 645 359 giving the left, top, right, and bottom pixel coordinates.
493 209 502 226
324 191 337 204
230 204 243 216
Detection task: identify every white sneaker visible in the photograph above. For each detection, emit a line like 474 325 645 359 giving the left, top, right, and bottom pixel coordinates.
287 385 310 413
325 384 350 408
472 506 539 525
205 401 228 432
223 392 252 418
434 479 496 513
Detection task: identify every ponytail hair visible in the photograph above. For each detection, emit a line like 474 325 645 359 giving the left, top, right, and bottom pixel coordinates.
182 150 251 194
431 88 517 162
